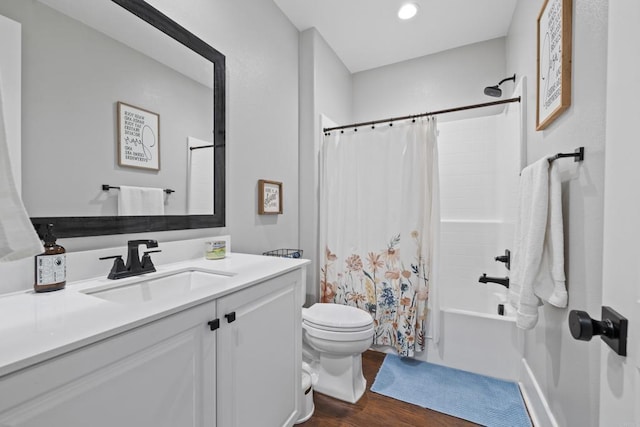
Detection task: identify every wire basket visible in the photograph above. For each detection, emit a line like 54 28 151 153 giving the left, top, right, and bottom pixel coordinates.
262 248 303 259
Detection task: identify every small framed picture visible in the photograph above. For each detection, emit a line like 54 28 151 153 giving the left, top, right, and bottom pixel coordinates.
117 101 160 170
258 179 283 214
536 0 572 130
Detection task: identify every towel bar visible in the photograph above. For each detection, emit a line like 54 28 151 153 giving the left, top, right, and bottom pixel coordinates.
102 184 175 194
189 144 214 151
548 147 584 163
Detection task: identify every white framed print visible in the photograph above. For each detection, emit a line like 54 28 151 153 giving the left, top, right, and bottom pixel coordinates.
117 101 160 170
536 0 572 130
258 179 282 214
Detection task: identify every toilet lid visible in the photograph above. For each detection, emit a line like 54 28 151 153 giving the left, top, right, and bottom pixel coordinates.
303 303 373 330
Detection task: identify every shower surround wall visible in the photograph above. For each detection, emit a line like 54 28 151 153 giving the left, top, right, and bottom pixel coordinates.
419 111 522 381
437 114 518 314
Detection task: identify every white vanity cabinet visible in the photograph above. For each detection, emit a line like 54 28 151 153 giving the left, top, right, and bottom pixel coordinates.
216 270 302 427
0 300 217 427
0 266 304 427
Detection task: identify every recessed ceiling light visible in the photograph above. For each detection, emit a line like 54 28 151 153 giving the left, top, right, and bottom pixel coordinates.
398 3 419 20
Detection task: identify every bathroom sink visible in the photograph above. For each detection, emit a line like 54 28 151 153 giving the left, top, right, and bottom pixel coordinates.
84 269 231 304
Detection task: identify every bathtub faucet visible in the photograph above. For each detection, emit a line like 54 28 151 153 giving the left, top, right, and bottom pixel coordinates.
478 273 509 288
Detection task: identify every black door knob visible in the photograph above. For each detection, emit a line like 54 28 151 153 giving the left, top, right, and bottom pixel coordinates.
568 306 628 356
568 310 615 341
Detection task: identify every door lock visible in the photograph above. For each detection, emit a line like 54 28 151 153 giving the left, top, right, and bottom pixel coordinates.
568 306 627 356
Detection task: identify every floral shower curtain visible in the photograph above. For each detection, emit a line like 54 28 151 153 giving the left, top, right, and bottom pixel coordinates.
319 118 440 357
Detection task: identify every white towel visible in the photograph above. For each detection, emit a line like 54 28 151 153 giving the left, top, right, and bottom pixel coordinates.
0 72 43 261
117 185 165 216
187 137 214 215
509 158 567 329
536 162 568 307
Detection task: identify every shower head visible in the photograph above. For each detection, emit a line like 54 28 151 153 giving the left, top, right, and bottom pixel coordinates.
484 85 503 97
483 74 516 98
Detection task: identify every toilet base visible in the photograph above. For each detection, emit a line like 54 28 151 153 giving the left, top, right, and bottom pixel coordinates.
313 352 366 404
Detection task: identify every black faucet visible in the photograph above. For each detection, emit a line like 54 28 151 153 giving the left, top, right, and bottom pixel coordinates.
100 239 160 280
478 273 509 288
125 240 158 273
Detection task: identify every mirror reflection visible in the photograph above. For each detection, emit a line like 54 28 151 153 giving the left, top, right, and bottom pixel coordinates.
0 0 225 237
0 0 217 219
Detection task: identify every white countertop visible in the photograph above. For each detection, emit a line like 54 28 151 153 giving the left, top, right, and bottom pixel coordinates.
0 253 309 378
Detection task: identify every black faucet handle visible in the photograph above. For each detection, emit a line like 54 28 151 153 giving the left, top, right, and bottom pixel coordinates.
99 255 127 279
99 255 123 261
494 249 511 270
141 250 160 272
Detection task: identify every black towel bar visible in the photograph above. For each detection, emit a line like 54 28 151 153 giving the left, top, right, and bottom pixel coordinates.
102 184 175 194
548 147 584 163
189 144 214 151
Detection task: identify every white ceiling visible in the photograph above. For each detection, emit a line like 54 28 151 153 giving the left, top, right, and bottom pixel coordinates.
273 0 518 73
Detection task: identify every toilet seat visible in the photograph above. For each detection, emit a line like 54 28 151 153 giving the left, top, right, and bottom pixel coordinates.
303 321 374 341
302 303 374 342
302 303 374 329
302 319 372 333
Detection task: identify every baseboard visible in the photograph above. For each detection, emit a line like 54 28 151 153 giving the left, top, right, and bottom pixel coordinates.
519 358 559 427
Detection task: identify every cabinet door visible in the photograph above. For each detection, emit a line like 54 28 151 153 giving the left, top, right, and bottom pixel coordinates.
0 301 217 427
216 270 303 427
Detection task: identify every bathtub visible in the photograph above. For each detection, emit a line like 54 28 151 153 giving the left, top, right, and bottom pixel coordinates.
411 218 523 380
419 291 524 381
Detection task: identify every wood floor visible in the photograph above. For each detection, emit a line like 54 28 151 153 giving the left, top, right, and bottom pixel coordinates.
300 350 479 427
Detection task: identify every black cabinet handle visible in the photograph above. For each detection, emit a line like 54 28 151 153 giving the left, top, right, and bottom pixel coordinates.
208 319 220 331
225 312 236 323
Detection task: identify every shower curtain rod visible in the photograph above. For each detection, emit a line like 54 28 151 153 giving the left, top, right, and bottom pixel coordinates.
323 96 521 133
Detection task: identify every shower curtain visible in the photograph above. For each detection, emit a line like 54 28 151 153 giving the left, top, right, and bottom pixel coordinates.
319 118 440 357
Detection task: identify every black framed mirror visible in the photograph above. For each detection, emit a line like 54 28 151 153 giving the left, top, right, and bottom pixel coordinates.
27 0 225 237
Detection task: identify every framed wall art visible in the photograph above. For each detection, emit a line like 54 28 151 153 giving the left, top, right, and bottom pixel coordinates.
536 0 572 130
258 179 283 214
117 101 160 170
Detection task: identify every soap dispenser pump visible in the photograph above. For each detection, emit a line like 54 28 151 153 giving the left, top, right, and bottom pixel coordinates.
34 224 66 293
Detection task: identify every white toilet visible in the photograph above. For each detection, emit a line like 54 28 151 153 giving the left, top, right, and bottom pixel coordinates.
302 303 375 403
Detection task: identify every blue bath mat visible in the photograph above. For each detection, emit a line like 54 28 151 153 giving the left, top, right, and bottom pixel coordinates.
371 354 531 427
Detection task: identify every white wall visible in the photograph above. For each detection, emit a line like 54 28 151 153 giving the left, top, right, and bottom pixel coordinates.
299 28 352 304
0 0 301 293
506 1 608 425
352 38 508 123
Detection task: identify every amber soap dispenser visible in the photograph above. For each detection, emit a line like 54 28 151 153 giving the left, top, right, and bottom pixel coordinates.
34 224 66 293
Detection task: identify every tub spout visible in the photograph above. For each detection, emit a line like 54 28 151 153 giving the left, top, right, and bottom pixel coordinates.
478 273 509 288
